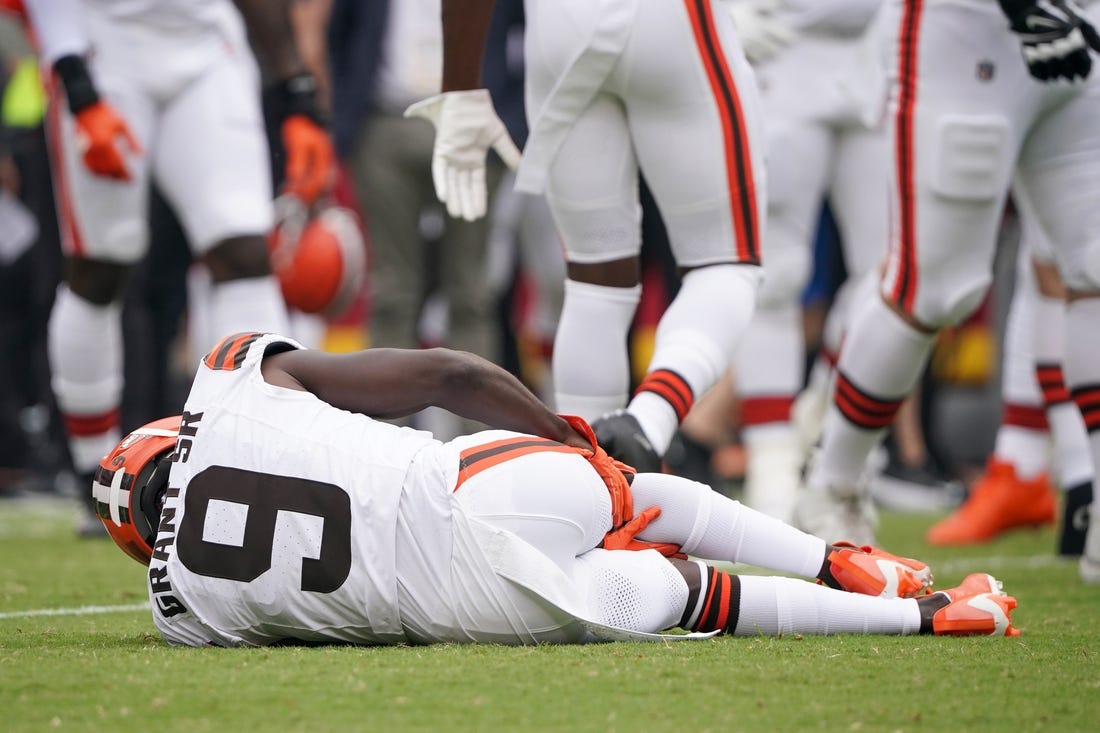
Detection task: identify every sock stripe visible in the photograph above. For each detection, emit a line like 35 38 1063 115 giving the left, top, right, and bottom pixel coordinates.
740 395 794 427
689 567 741 634
1036 363 1071 405
1071 384 1100 432
834 372 904 430
635 369 694 422
1002 403 1049 431
63 408 121 437
698 567 730 631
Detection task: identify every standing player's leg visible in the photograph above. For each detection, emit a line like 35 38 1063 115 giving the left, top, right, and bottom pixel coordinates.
798 0 1021 544
44 73 155 535
592 0 764 472
1014 73 1100 576
732 108 829 524
1021 209 1095 556
542 94 645 428
152 41 289 346
926 226 1058 546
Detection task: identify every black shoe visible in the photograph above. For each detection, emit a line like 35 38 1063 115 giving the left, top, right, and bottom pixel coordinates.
1058 482 1093 557
73 471 108 539
869 455 965 513
664 431 719 487
591 410 662 474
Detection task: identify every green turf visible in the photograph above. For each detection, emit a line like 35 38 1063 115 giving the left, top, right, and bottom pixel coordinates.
2 497 1098 732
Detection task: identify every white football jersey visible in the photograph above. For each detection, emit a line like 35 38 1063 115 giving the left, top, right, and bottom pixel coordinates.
147 333 443 646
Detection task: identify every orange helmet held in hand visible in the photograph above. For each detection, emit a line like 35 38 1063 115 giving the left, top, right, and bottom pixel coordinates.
93 416 181 565
268 195 366 317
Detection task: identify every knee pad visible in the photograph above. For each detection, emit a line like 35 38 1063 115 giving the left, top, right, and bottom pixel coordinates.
757 239 811 309
908 274 992 329
573 548 687 633
1060 237 1100 292
547 195 642 264
930 115 1012 202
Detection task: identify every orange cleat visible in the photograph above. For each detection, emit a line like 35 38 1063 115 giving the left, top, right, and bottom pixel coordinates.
926 459 1056 546
827 542 934 598
932 573 1020 637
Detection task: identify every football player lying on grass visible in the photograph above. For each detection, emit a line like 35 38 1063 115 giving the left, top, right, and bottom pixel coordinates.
95 333 1018 646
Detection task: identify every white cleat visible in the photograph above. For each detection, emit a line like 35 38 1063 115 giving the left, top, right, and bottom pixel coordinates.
742 430 802 525
796 485 878 546
791 383 830 461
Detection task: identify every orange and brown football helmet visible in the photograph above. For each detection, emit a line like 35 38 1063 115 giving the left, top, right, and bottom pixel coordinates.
268 195 366 317
92 416 180 565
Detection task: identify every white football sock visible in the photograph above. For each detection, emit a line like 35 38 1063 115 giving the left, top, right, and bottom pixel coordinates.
208 275 290 341
810 293 935 495
733 576 922 636
552 279 641 420
1064 299 1100 488
1035 293 1094 489
48 286 124 473
630 264 759 454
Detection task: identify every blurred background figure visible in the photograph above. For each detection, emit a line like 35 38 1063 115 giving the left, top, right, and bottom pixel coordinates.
22 0 333 533
0 9 65 497
927 199 1094 557
726 0 889 523
328 0 516 438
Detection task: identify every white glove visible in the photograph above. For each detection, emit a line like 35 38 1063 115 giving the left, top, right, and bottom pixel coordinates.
405 89 522 222
729 0 799 64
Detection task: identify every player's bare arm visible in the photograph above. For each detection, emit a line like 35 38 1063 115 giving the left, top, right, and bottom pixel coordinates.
260 347 591 450
405 0 519 222
232 0 310 79
440 0 497 91
233 0 334 203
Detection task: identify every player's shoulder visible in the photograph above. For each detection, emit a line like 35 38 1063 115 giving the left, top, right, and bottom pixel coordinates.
200 332 304 374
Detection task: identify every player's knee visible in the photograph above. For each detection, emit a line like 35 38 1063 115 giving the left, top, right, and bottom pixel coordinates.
574 548 687 632
549 196 641 265
1059 238 1100 292
205 235 273 282
66 258 132 305
756 243 810 308
913 275 992 329
683 263 762 318
929 116 1012 202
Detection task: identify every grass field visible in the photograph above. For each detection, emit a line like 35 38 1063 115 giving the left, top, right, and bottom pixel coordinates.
2 494 1098 732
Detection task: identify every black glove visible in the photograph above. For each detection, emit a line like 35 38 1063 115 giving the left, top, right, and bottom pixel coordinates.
998 0 1100 82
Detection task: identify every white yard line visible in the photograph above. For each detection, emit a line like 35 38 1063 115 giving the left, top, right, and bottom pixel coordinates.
0 602 149 620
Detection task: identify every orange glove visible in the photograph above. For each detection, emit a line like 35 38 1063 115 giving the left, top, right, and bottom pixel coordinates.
282 114 334 205
74 101 142 181
599 506 685 558
559 414 635 528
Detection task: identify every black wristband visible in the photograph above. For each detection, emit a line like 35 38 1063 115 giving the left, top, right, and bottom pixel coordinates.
270 73 325 125
53 55 100 114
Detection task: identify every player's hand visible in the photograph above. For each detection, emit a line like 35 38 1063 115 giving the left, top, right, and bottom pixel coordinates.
1001 0 1100 82
282 114 334 205
729 0 799 64
404 89 521 222
599 506 685 558
559 414 636 527
74 101 142 181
